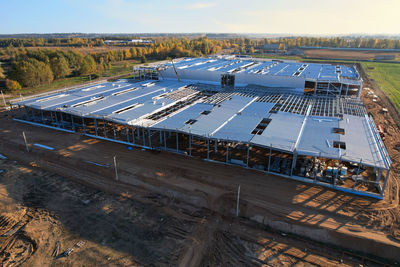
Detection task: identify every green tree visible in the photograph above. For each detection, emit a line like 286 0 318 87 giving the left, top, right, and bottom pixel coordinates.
129 47 137 58
140 55 147 63
6 79 22 92
50 56 70 79
13 58 53 87
0 65 5 79
79 55 97 76
124 49 132 60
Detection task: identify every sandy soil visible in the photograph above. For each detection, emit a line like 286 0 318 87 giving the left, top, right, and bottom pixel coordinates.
1 156 380 266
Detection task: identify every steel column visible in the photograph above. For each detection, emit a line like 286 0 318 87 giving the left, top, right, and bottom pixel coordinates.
94 119 98 136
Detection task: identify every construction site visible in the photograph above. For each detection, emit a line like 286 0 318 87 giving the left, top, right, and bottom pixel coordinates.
1 56 400 266
10 57 391 199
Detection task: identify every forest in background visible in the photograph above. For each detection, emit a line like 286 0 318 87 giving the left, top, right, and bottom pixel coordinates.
1 36 400 94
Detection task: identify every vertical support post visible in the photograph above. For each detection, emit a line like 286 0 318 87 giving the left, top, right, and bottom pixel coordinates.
335 156 342 186
226 142 229 163
94 119 98 136
207 138 210 160
40 110 44 123
82 118 86 134
176 132 179 152
55 111 59 126
60 112 65 128
142 127 145 146
291 151 297 176
148 129 151 148
314 82 318 95
236 185 241 217
267 145 272 172
214 140 217 153
353 159 362 190
113 155 118 181
246 143 250 168
381 169 391 196
9 104 14 118
375 168 382 183
314 152 321 182
339 83 343 96
126 126 130 143
159 131 162 144
22 131 29 152
50 111 54 125
327 82 330 96
189 135 192 156
113 122 116 139
164 131 167 150
131 128 135 144
103 120 107 138
71 115 75 131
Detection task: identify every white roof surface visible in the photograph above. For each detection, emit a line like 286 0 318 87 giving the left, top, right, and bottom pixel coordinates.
15 79 389 169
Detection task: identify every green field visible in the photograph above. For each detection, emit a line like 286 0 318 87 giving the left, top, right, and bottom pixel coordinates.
361 62 400 110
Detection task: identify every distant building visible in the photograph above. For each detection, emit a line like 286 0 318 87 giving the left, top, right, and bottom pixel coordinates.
104 39 153 45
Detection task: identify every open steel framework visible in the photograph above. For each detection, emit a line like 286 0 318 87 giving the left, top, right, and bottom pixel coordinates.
10 57 391 199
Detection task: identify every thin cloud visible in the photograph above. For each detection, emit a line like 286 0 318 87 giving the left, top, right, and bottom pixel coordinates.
183 2 217 10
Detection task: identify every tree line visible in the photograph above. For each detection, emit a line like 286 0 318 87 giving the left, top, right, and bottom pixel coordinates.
1 37 229 91
1 36 400 50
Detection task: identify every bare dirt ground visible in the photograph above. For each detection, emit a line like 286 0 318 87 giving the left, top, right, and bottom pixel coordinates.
1 151 381 266
303 49 400 60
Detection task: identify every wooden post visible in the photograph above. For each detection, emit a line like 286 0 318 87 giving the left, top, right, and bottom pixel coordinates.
236 185 241 217
113 155 118 181
22 131 29 152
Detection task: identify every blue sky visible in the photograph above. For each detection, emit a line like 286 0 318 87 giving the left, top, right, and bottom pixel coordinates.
1 0 399 34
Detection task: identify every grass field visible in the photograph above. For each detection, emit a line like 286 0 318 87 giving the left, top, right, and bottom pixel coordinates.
361 62 400 110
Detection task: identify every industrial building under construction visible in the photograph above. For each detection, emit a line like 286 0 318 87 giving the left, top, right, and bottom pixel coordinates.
10 56 392 199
